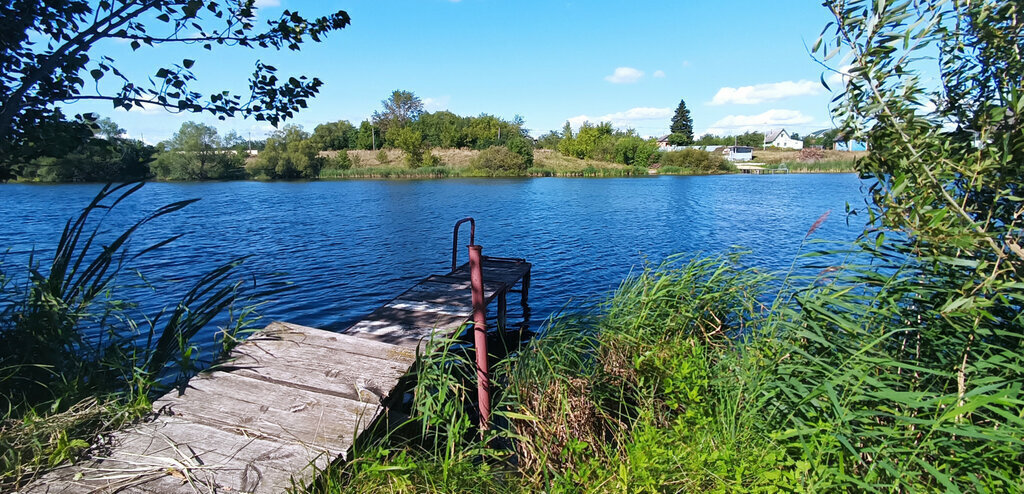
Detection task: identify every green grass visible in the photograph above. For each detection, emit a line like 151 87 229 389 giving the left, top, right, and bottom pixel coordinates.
315 241 1024 492
773 159 857 173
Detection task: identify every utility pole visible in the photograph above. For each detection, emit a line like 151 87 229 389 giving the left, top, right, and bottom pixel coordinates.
371 126 376 150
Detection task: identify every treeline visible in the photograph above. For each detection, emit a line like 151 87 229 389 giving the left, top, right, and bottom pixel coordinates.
5 118 153 182
537 121 731 174
2 90 542 182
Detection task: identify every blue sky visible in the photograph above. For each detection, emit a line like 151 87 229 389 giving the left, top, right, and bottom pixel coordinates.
68 1 848 143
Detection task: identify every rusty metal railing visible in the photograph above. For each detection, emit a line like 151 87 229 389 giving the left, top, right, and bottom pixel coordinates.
451 217 475 272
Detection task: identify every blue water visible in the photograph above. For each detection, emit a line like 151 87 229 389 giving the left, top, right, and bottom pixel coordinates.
0 175 868 349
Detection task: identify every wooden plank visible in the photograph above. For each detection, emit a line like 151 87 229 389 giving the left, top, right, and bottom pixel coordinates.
344 306 471 346
223 333 417 404
152 371 380 451
396 279 505 305
253 322 418 362
28 419 332 493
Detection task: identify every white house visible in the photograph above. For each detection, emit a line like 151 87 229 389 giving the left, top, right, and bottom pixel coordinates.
764 129 804 150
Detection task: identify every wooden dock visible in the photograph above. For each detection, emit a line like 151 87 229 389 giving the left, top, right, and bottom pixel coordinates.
28 256 531 493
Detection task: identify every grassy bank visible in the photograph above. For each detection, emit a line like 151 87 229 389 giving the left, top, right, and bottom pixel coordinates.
316 147 862 180
318 242 1024 492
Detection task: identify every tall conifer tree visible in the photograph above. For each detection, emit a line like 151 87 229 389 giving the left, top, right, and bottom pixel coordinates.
668 99 694 146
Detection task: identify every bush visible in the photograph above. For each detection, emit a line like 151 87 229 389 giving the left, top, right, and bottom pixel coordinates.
390 127 425 167
421 152 441 167
659 149 730 173
505 137 534 167
327 151 352 170
470 146 527 175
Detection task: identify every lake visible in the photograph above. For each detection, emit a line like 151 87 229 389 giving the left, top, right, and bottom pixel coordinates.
0 174 867 351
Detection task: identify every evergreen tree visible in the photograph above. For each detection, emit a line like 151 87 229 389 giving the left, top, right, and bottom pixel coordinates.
668 99 694 146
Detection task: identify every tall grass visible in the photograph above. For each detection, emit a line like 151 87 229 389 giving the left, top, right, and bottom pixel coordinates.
0 182 287 489
774 160 857 173
315 241 1022 492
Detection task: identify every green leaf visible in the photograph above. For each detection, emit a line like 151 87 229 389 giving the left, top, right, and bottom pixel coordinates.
182 59 195 69
90 69 103 80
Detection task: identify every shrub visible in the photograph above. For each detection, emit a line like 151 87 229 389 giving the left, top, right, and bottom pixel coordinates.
328 151 352 170
505 137 534 167
470 146 527 175
421 152 440 167
659 149 730 173
390 126 425 167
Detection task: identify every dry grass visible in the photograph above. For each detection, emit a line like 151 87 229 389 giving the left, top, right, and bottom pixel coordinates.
322 148 479 169
1 397 148 490
532 149 630 173
752 148 867 165
514 377 610 473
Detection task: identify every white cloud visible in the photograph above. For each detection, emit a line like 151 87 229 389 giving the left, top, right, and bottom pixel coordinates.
422 96 451 112
704 109 814 135
566 107 672 130
826 65 855 87
710 80 822 105
605 67 644 84
653 70 666 78
113 99 165 115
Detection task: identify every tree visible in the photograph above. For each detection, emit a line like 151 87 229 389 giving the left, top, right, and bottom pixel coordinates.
354 121 377 150
768 1 1024 489
371 90 423 135
93 117 125 139
310 120 357 150
248 124 321 178
0 1 351 181
536 130 562 150
152 121 242 180
389 126 425 167
668 99 694 146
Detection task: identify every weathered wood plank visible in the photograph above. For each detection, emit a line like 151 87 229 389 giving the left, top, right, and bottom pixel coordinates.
153 370 380 451
28 419 332 493
223 333 417 404
344 306 472 346
253 322 419 362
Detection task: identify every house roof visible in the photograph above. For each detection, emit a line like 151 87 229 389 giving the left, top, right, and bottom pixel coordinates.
764 129 787 142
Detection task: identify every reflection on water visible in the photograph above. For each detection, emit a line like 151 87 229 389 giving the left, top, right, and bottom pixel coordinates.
0 175 867 353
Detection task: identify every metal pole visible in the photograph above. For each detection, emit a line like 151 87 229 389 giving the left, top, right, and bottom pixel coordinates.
468 244 491 429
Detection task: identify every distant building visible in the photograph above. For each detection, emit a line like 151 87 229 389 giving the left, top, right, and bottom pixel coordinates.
764 129 804 150
727 146 753 161
834 140 868 151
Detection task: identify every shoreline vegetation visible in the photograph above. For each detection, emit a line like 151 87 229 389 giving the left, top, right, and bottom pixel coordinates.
5 147 862 184
2 91 860 184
